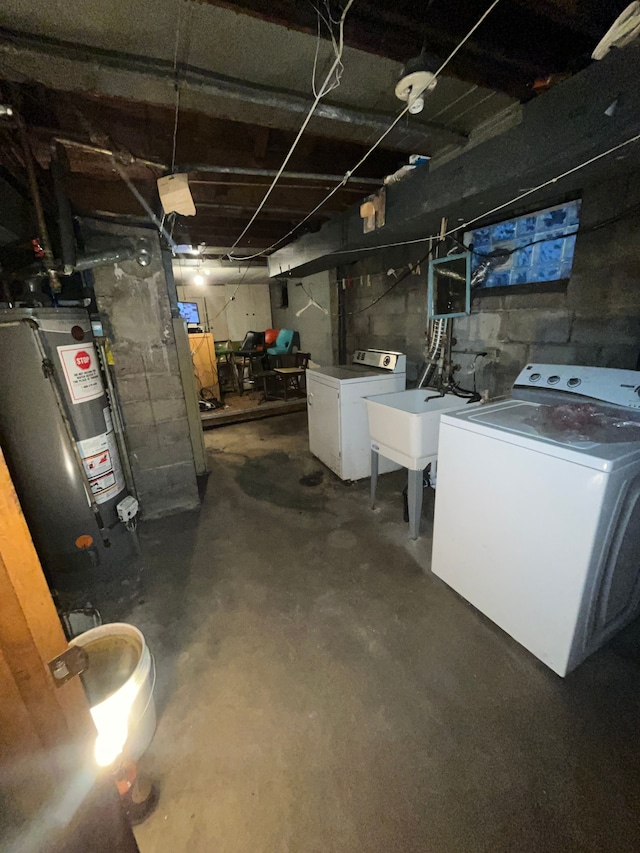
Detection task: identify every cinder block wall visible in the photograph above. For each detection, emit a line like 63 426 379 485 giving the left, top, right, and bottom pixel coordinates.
341 256 429 383
340 170 640 396
85 221 200 519
270 271 334 365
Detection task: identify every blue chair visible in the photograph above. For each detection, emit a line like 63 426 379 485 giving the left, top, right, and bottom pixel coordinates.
267 329 299 357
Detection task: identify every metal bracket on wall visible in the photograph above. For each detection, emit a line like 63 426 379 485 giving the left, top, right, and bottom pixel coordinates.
48 645 88 687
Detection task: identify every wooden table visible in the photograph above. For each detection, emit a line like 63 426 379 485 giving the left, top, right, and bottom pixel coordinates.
273 367 306 401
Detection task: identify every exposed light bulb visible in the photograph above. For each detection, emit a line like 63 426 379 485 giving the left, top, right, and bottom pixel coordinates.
409 95 425 114
194 274 204 286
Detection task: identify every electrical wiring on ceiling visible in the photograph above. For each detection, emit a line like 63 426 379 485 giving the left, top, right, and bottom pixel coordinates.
310 0 344 99
228 0 504 261
320 130 640 260
225 0 356 259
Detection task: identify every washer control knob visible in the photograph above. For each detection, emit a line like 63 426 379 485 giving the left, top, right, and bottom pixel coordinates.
529 372 541 382
567 377 581 388
547 375 560 385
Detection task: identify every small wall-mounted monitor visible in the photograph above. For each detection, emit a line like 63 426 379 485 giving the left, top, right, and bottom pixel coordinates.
177 301 200 324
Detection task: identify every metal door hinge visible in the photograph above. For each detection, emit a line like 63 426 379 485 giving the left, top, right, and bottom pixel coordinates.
48 646 88 687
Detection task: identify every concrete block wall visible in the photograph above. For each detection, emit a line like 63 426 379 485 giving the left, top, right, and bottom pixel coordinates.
342 258 428 382
270 271 333 365
84 221 200 519
341 170 640 396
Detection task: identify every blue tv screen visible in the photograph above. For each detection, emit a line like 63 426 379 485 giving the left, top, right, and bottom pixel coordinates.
177 301 200 324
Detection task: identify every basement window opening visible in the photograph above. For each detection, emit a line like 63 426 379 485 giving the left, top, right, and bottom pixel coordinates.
465 200 581 290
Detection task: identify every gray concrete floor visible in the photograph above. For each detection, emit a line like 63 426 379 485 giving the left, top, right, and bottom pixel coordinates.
129 413 640 853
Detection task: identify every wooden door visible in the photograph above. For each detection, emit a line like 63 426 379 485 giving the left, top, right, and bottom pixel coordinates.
0 448 139 852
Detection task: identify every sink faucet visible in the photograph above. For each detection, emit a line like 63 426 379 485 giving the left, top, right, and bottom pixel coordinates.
424 391 446 404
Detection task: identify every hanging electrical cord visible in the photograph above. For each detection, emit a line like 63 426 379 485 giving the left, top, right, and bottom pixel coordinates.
170 0 184 174
210 260 256 322
228 0 503 261
169 0 194 174
225 0 355 259
347 249 433 316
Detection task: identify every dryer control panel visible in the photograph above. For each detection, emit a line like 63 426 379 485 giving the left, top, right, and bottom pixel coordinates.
352 349 407 373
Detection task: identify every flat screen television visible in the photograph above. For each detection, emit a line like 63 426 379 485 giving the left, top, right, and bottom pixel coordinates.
177 301 200 324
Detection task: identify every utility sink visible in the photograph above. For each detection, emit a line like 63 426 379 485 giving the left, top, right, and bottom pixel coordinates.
366 389 481 471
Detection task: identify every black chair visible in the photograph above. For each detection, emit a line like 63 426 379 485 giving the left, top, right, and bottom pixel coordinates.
238 331 266 352
234 331 267 394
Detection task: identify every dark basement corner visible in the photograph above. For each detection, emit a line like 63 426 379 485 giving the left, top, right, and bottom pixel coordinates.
1 2 640 852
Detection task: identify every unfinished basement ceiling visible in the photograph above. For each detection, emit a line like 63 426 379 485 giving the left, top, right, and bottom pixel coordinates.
0 0 629 254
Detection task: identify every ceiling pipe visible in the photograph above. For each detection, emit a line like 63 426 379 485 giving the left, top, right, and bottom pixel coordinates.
178 164 381 186
194 201 333 218
14 114 62 292
49 137 381 187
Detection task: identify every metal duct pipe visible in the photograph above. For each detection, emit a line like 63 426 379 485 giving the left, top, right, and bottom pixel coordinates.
50 141 76 273
74 246 136 271
0 30 466 150
109 156 178 253
74 238 152 271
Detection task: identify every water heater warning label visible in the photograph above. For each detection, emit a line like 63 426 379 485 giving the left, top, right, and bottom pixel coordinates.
77 431 125 505
57 343 104 404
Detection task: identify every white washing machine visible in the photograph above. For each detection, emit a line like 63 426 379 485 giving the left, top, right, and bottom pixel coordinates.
307 349 406 481
431 363 640 677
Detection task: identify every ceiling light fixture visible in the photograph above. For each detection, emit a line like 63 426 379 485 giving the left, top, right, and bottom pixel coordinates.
193 273 204 286
395 51 438 115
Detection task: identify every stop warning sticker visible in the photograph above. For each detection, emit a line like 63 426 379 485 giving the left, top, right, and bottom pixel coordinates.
57 343 105 404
